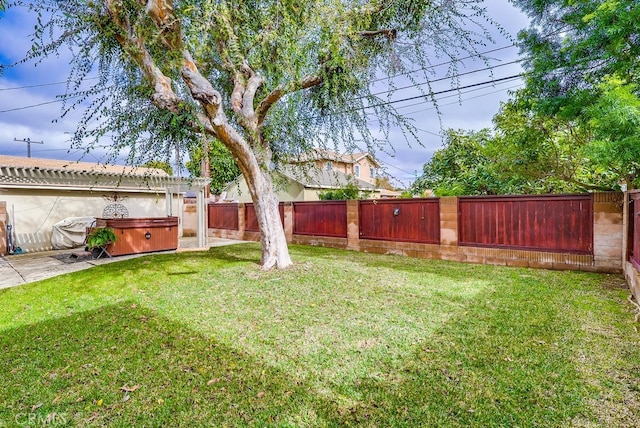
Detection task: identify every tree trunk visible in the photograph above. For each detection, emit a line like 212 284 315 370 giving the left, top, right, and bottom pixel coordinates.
247 170 292 270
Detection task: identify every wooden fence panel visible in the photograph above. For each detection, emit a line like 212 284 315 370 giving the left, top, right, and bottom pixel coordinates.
245 203 285 232
458 194 593 254
293 201 347 238
630 193 640 269
359 199 440 244
207 203 239 230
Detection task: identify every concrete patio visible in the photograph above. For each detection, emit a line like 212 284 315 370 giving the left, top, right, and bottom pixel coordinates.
0 237 246 290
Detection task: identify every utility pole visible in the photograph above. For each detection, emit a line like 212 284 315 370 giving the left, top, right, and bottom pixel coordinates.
14 137 44 158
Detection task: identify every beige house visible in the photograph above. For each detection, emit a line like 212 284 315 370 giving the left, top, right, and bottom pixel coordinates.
290 149 381 185
0 155 209 254
223 165 379 202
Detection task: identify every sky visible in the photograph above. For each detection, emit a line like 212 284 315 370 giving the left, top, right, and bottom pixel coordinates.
0 1 531 188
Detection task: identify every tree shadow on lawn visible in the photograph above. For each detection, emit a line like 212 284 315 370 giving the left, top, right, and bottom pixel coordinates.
1 302 343 426
1 294 631 427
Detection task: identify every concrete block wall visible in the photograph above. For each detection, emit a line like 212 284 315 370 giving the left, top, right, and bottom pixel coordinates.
208 193 625 273
593 192 624 271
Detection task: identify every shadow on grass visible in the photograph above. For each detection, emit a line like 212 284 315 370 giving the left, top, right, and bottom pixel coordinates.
0 296 596 427
206 243 264 266
0 303 337 426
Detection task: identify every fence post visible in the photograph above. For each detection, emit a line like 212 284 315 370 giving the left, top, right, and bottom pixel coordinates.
440 196 459 256
283 202 293 243
0 201 6 256
346 200 360 251
593 192 624 271
238 203 247 240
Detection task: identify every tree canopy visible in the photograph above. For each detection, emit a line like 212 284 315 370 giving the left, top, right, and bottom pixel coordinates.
412 88 626 196
513 0 639 114
508 0 640 190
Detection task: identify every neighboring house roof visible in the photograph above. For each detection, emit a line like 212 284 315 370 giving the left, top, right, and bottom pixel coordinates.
291 149 381 168
379 188 403 198
277 165 376 190
0 155 208 193
0 155 168 176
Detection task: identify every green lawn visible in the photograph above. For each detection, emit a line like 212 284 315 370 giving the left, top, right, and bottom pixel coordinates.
1 244 639 427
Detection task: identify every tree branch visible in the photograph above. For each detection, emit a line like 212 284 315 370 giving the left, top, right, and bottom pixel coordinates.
357 28 397 40
256 74 323 126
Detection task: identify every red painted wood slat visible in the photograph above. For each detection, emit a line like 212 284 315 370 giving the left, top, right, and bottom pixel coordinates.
245 203 285 232
630 194 640 268
458 194 593 254
293 201 347 238
207 203 239 230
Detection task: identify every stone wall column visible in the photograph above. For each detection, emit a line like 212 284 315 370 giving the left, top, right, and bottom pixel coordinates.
593 192 624 271
238 203 246 240
439 196 459 257
283 202 293 243
346 200 360 251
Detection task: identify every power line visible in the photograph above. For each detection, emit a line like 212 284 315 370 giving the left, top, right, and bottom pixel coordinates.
368 59 522 99
0 95 83 113
332 73 523 117
366 81 525 137
370 77 524 117
372 45 517 83
0 77 100 91
401 83 524 117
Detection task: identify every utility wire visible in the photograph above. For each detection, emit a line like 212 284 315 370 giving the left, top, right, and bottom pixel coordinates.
331 73 523 117
0 47 521 114
372 45 517 83
0 94 83 113
368 59 522 99
0 68 523 115
0 77 99 91
368 77 524 117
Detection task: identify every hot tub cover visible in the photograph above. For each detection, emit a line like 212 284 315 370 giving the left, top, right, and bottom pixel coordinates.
51 216 96 249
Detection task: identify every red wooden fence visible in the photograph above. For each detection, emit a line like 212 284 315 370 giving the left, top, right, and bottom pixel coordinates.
359 199 440 244
630 193 640 269
458 194 593 254
293 201 347 238
245 203 285 232
207 203 239 230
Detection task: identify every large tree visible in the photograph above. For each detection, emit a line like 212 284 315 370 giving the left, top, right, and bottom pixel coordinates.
16 0 498 269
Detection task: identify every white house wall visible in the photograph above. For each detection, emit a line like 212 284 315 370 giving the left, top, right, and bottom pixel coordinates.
226 177 306 202
1 188 182 253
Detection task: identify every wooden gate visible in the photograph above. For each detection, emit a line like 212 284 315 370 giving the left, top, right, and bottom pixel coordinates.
359 199 440 244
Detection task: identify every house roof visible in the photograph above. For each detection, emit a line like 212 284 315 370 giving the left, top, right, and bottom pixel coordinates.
291 149 381 168
277 165 376 190
0 155 169 176
0 155 208 193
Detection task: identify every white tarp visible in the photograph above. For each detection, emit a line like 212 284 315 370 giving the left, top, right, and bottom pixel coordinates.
51 216 96 249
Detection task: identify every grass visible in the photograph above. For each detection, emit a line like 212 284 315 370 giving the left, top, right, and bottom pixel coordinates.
0 243 639 427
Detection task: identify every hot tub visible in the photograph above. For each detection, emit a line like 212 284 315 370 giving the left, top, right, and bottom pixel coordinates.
95 217 179 256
